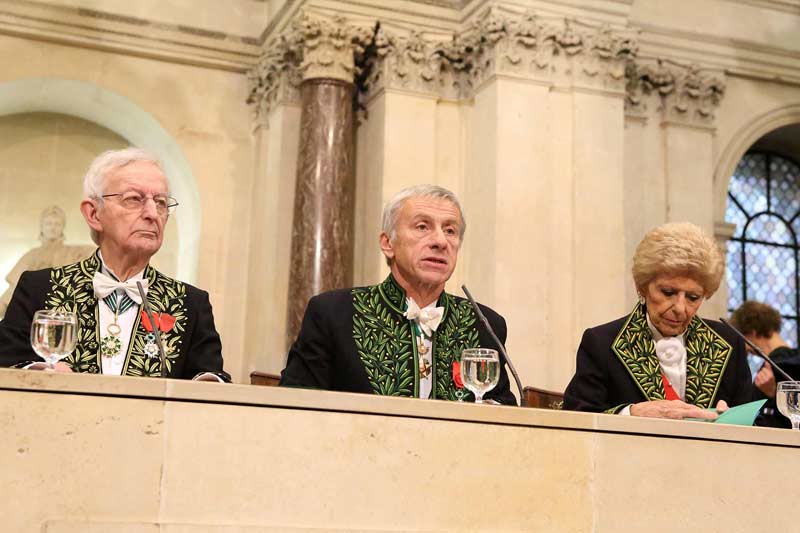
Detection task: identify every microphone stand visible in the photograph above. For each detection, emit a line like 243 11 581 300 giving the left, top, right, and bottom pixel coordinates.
719 317 796 381
462 285 526 406
137 282 168 378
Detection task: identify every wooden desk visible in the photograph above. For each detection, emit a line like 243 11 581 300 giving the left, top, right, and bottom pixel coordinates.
1 368 797 532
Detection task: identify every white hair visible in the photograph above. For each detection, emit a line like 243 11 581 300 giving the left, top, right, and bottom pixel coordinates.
83 147 166 199
83 147 167 244
381 184 466 242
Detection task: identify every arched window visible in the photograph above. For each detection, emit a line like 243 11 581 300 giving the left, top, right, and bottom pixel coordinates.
726 151 800 345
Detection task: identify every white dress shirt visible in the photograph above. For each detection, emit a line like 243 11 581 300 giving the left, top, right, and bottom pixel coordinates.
96 257 145 376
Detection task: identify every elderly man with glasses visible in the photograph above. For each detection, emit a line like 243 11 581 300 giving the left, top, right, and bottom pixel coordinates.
0 148 230 382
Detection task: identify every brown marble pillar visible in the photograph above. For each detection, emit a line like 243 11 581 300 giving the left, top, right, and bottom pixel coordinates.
286 78 355 346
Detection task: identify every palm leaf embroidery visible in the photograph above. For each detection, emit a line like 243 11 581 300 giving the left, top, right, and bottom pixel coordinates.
43 252 188 377
612 304 732 407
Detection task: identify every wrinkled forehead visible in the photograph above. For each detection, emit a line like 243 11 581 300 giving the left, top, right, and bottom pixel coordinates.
400 195 462 223
105 161 169 194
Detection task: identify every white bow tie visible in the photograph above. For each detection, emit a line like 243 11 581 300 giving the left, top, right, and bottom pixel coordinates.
404 297 444 337
92 271 147 304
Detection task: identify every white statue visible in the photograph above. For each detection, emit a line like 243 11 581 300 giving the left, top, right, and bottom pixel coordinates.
0 206 95 317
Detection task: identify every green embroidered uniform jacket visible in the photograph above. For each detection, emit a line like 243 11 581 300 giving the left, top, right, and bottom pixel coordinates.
280 275 517 405
0 252 230 381
563 304 752 413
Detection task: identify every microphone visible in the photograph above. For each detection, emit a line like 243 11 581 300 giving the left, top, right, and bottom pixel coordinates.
719 317 796 381
137 281 168 378
461 285 526 406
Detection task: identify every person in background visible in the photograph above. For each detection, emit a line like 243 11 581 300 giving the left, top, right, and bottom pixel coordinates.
0 148 230 382
730 300 800 428
564 222 752 419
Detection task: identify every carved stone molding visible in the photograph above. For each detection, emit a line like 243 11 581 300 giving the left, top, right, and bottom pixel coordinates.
626 58 726 126
361 28 464 101
247 12 372 125
249 8 728 127
465 9 638 94
361 8 639 103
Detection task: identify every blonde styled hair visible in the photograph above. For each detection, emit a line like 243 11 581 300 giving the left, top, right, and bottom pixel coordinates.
632 222 724 297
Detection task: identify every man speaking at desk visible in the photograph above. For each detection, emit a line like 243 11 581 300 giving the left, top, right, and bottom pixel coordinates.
0 148 230 382
280 185 515 404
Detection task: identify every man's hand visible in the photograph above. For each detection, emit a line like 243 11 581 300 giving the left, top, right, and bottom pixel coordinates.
27 361 73 373
754 363 777 398
630 399 718 420
194 372 223 383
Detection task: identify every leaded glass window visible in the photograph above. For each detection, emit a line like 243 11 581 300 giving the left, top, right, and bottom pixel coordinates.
726 152 800 345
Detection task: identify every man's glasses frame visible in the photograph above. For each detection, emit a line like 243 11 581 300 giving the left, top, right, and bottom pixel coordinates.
101 191 179 217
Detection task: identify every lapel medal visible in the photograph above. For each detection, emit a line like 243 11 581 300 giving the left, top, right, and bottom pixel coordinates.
140 310 176 359
144 333 159 359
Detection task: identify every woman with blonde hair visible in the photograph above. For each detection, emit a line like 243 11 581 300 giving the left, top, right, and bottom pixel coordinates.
564 222 752 419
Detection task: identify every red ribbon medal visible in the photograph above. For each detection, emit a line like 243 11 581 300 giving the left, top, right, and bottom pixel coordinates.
452 361 464 389
140 310 176 333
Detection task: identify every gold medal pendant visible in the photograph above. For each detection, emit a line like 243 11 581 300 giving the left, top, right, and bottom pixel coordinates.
100 322 122 359
418 357 432 379
417 336 432 378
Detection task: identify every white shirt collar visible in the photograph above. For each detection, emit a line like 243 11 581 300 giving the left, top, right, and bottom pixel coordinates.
97 250 146 282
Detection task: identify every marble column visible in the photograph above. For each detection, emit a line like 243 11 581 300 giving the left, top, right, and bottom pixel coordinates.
285 78 355 346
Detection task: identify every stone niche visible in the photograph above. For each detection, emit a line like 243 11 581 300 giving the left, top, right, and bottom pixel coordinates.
0 112 179 296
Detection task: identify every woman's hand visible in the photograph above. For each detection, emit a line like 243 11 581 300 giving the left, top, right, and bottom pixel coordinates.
630 399 718 420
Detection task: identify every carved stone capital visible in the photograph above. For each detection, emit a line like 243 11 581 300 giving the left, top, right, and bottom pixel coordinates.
626 58 726 125
466 9 638 93
291 13 371 82
247 12 372 124
362 28 461 101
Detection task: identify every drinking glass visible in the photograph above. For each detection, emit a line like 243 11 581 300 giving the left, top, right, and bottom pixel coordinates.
460 348 500 404
776 381 800 430
30 309 78 369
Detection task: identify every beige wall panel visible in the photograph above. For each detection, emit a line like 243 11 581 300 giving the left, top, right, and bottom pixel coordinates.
493 79 561 392
464 82 499 304
44 0 270 39
572 91 627 336
631 0 800 53
664 125 715 232
245 104 301 374
354 92 386 286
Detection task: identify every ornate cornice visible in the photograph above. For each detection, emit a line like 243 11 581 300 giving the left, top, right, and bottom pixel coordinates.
626 58 726 125
361 8 638 102
248 8 727 127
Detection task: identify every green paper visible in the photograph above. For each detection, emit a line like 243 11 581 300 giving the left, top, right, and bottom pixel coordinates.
686 400 767 425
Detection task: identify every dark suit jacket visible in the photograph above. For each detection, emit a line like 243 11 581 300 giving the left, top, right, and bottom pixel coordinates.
564 305 752 413
0 253 230 381
753 346 800 428
281 275 517 405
